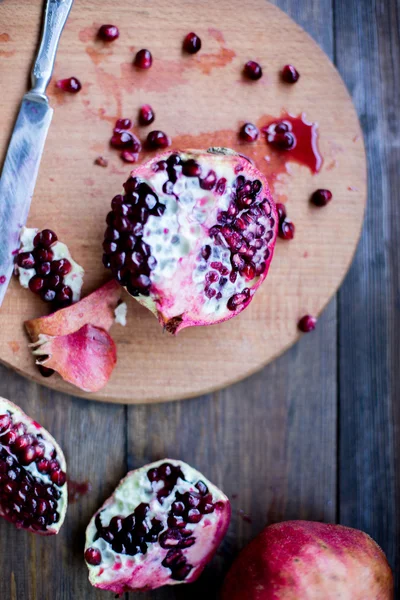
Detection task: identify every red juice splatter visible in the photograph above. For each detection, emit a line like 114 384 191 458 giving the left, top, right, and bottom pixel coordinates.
68 479 92 503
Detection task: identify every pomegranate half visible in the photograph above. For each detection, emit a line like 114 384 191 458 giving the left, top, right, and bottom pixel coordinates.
84 458 231 593
0 397 67 534
102 148 278 333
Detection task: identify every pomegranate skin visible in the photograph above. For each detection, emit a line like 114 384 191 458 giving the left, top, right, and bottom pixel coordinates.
221 521 393 600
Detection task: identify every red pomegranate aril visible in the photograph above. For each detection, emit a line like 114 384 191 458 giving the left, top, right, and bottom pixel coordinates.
115 118 132 130
139 104 155 125
134 48 152 69
183 32 201 54
56 285 73 306
276 203 287 222
34 444 45 460
121 151 139 163
85 547 102 566
33 247 53 263
271 132 296 150
182 159 202 177
20 445 36 465
111 131 141 151
281 64 300 83
50 470 67 486
14 434 33 452
33 229 58 248
298 314 317 333
311 188 333 207
98 24 119 42
16 252 35 269
40 288 56 303
29 275 45 294
187 508 201 523
0 413 11 432
240 123 259 143
56 77 82 93
36 261 51 276
147 130 171 150
243 60 262 80
279 219 295 240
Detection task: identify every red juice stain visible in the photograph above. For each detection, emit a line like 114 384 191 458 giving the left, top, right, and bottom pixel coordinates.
68 479 92 503
238 509 252 524
0 33 11 42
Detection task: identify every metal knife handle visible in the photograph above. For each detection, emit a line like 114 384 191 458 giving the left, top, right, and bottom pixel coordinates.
29 0 74 101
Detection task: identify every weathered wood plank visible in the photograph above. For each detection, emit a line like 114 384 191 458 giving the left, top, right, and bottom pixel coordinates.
335 0 399 592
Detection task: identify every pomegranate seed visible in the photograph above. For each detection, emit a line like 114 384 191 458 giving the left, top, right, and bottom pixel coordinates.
279 219 295 240
270 132 296 150
311 189 333 207
98 24 119 42
111 131 141 151
147 130 171 150
14 434 32 451
239 123 259 143
33 247 53 262
183 159 202 177
56 77 82 93
38 365 55 378
276 203 287 222
0 413 11 432
298 314 317 333
94 156 108 167
281 64 300 83
50 470 67 486
33 229 57 248
115 118 132 130
183 32 201 54
20 445 36 465
85 547 102 565
37 458 50 473
40 288 56 302
134 49 152 69
16 252 35 269
139 104 155 125
36 262 51 276
34 443 45 460
243 60 262 80
120 151 139 163
29 275 45 294
56 285 73 306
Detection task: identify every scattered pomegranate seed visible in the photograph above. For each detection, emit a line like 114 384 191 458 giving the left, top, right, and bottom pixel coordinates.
147 130 171 150
311 189 333 207
243 61 262 80
94 156 108 167
279 219 295 240
276 203 287 221
298 314 317 332
110 131 141 152
183 32 202 54
139 104 155 126
270 132 296 150
281 64 300 83
121 151 139 163
134 49 152 69
115 118 132 130
56 77 82 93
85 547 102 566
239 123 259 143
98 24 119 42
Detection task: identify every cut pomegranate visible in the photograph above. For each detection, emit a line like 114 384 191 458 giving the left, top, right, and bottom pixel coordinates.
134 49 152 69
98 24 119 42
239 123 259 143
311 189 332 207
85 459 230 593
146 131 171 150
281 64 300 83
94 156 109 168
0 396 67 534
15 227 84 308
243 61 262 80
139 104 155 126
183 32 202 54
278 219 295 240
56 77 81 93
102 148 278 334
298 314 317 332
121 151 139 163
25 281 122 392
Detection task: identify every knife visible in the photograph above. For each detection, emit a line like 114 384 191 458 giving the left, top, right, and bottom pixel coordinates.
0 0 74 307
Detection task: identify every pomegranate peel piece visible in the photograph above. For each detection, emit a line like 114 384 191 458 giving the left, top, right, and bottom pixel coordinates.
85 459 231 593
0 396 67 535
30 324 117 393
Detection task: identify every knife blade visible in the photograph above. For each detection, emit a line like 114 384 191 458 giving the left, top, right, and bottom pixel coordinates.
0 0 74 307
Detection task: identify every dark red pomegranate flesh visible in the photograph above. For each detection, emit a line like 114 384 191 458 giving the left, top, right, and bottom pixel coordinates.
243 61 262 80
56 77 81 93
98 24 119 42
0 396 67 534
102 148 278 334
183 32 202 54
15 227 84 308
85 459 231 593
134 49 152 69
281 64 300 83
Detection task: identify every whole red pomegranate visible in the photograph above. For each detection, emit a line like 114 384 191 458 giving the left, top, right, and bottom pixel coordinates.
221 521 393 600
85 459 231 593
102 148 278 333
0 396 67 534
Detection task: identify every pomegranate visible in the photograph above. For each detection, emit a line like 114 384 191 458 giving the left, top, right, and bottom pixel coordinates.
281 64 300 83
102 149 278 334
0 396 67 534
221 521 394 600
278 219 295 240
146 130 171 150
139 104 155 126
15 227 84 308
183 32 202 54
298 314 317 332
56 77 81 93
25 281 123 392
243 61 262 80
134 49 152 69
84 459 230 593
98 24 119 42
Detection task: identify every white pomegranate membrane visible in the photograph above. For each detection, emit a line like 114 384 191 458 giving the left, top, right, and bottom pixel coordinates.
0 397 67 534
85 459 231 593
103 149 278 333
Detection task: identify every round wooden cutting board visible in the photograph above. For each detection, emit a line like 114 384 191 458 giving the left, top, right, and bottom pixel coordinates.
0 0 366 404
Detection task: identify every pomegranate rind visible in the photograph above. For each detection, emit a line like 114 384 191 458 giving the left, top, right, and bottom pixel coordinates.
24 280 121 341
0 396 67 535
85 458 231 593
30 324 117 393
221 520 394 600
105 148 278 334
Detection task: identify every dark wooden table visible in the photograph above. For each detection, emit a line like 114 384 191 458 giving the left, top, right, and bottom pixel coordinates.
0 0 399 598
